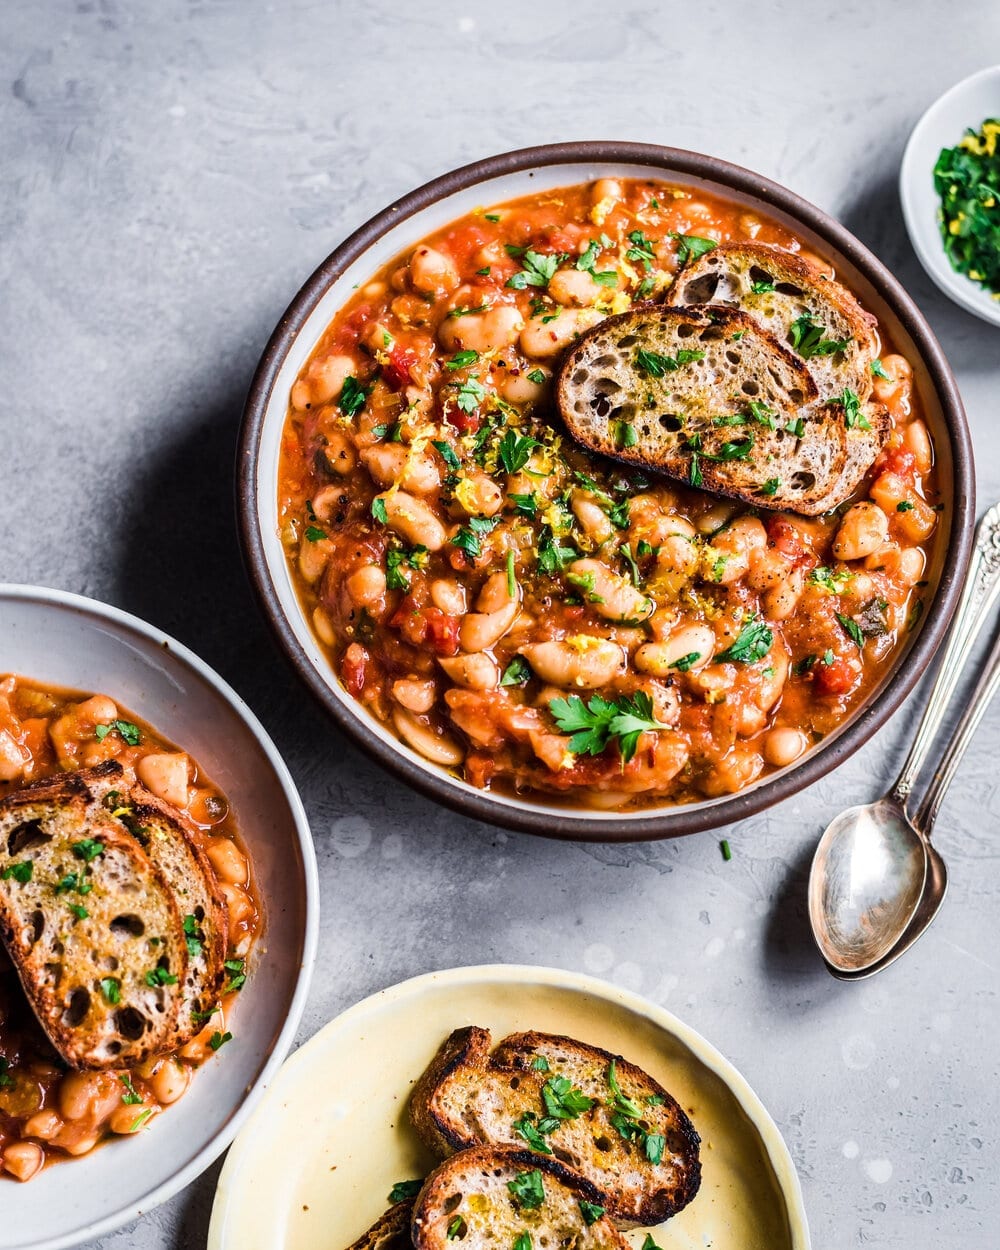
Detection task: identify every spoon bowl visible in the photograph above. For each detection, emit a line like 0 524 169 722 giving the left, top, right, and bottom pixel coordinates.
808 797 928 973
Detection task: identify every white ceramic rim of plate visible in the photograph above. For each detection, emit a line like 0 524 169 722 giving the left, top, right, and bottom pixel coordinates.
207 962 811 1250
0 582 321 1250
900 63 1000 326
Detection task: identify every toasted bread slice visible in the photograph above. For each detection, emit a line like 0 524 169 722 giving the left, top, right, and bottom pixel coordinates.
412 1145 629 1250
0 764 189 1069
806 401 891 515
556 304 853 516
87 765 229 1035
348 1200 414 1250
410 1028 701 1227
665 242 878 403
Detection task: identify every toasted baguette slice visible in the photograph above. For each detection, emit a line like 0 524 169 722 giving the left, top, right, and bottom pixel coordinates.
806 401 891 515
410 1028 701 1227
412 1146 628 1250
665 242 878 403
556 305 852 515
0 763 189 1069
87 765 229 1036
348 1200 414 1250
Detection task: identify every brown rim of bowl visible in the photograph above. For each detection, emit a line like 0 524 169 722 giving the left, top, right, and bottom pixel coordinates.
236 140 975 844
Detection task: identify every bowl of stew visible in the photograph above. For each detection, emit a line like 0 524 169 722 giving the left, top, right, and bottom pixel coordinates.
238 142 974 841
0 585 318 1250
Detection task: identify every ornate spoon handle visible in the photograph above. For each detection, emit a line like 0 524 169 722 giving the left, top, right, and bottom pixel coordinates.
890 503 1000 807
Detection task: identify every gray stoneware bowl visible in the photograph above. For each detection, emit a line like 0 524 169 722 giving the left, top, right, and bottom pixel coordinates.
0 585 319 1250
237 142 974 843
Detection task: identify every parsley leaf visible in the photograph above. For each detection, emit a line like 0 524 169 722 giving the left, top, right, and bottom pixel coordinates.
95 720 141 746
635 347 704 377
669 651 702 672
73 839 105 863
645 1133 666 1164
751 278 775 293
615 420 638 449
836 612 866 648
870 359 893 380
455 376 487 413
447 302 490 318
338 376 369 417
388 1179 423 1204
508 1169 545 1209
531 1055 550 1072
704 437 753 462
513 1112 553 1154
304 525 327 542
119 1074 143 1106
371 497 388 525
576 239 618 287
385 548 411 591
498 430 541 475
527 368 546 384
451 516 500 560
625 229 656 270
506 250 564 289
541 1075 597 1120
209 1030 233 1051
537 529 577 575
831 386 872 430
761 477 781 496
432 439 461 470
0 1058 14 1089
788 313 851 358
579 1202 605 1226
513 1234 532 1250
145 966 178 987
508 491 538 519
549 692 665 764
100 977 121 1005
501 656 532 687
1 861 32 883
669 232 717 265
183 914 203 957
716 616 773 664
446 349 479 370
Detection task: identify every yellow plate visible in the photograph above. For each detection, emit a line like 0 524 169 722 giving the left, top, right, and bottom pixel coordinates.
208 965 810 1250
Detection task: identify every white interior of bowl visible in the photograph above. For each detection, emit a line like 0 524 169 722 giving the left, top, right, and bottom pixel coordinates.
901 64 1000 327
255 159 958 824
0 585 319 1250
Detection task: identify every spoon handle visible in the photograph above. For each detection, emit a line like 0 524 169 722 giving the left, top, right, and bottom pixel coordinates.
890 503 1000 807
916 617 1000 831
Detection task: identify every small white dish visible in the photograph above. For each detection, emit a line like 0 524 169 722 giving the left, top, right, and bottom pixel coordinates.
208 963 811 1250
0 585 319 1250
901 64 1000 327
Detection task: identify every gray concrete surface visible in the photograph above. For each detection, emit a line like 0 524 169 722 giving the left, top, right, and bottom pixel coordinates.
2 3 999 1247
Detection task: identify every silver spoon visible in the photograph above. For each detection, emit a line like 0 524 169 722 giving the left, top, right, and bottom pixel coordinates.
808 503 1000 976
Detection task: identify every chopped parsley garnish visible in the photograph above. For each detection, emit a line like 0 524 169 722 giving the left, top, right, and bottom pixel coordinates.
575 239 617 286
831 386 872 430
537 529 577 575
788 313 851 358
1 861 32 883
750 277 775 293
871 358 893 380
689 453 703 487
716 616 773 664
625 229 656 270
669 232 718 265
145 966 179 987
541 1075 597 1120
620 543 642 588
0 1058 13 1089
836 612 866 648
455 376 487 413
761 477 781 496
669 651 702 672
129 1107 155 1132
527 368 546 384
513 1234 531 1250
614 420 638 449
635 347 704 376
531 1055 550 1071
446 1218 465 1241
385 548 413 591
933 120 1000 294
578 1202 605 1226
508 491 538 519
73 838 105 862
810 566 852 593
513 1112 553 1154
68 903 89 920
371 497 389 525
507 1169 545 1209
55 872 91 896
446 349 479 370
209 1030 233 1051
498 430 541 474
550 692 664 764
641 1236 664 1250
484 212 501 223
120 1074 143 1105
897 500 914 512
501 656 532 687
704 437 753 462
432 439 461 470
304 525 327 542
183 914 203 958
451 516 500 560
785 417 806 438
338 376 369 418
223 957 247 994
506 249 564 289
747 401 777 429
95 720 141 746
371 421 403 442
644 1133 666 1164
100 977 121 1005
720 839 733 862
388 1179 423 1204
447 302 490 318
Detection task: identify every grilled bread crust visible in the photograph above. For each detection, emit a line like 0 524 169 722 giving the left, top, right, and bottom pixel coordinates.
411 1145 629 1250
0 762 190 1069
348 1200 415 1250
410 1027 701 1228
665 241 879 403
556 304 854 516
87 769 229 1035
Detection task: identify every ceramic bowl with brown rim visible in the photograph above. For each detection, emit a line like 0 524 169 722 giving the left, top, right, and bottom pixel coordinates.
237 142 974 843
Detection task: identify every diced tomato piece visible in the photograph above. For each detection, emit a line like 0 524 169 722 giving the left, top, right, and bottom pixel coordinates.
341 643 369 696
332 303 375 351
813 657 859 697
874 446 916 482
441 397 481 434
424 609 460 656
383 345 418 391
390 596 427 645
465 752 496 789
442 224 491 269
765 516 808 559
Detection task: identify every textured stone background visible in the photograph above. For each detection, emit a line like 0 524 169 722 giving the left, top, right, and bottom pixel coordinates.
2 3 999 1247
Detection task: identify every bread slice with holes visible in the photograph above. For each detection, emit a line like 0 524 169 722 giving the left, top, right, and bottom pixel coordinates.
410 1027 701 1227
348 1200 415 1250
556 304 854 515
0 763 190 1069
665 242 878 403
807 401 892 514
411 1145 630 1250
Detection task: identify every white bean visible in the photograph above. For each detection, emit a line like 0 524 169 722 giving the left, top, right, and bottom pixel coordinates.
764 727 809 767
392 678 437 713
548 267 603 307
571 494 613 543
833 502 889 562
2 1141 44 1182
519 308 602 358
362 445 440 494
0 729 26 782
378 491 447 551
409 245 459 296
635 626 716 676
438 652 500 691
438 301 523 354
567 559 653 622
519 638 626 688
430 578 467 614
391 707 465 766
136 752 189 808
